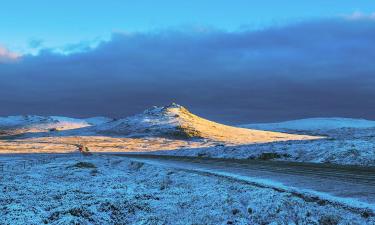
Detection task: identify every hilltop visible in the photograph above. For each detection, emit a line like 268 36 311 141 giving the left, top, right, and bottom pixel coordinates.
89 103 318 144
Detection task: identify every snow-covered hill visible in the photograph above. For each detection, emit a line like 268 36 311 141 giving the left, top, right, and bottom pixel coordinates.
0 115 112 134
0 105 320 144
89 103 318 144
241 117 375 132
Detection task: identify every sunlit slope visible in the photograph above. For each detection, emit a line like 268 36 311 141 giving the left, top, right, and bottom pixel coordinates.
0 104 321 154
94 103 320 144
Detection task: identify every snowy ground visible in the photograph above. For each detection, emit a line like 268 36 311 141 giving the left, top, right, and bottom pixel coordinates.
0 154 373 224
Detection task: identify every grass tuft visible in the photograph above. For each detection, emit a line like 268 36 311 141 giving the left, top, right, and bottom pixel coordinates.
70 162 97 169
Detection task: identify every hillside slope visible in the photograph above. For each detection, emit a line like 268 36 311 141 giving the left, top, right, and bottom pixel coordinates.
0 104 321 155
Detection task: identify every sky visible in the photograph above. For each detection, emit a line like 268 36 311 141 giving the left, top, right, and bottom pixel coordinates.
1 1 375 123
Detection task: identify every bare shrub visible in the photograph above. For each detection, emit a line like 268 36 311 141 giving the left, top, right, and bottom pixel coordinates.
69 162 96 169
160 175 172 190
128 161 144 171
319 215 340 225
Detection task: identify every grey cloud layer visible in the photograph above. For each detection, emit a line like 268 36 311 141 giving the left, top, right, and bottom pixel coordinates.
1 18 375 123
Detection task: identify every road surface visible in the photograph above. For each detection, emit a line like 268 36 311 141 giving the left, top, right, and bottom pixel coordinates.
110 154 375 205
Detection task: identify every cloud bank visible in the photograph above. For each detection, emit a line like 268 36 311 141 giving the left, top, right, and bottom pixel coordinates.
1 17 375 123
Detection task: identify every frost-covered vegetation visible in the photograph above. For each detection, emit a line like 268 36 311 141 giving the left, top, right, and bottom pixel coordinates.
0 154 373 224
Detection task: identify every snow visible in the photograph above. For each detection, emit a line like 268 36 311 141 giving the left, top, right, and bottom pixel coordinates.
86 103 317 145
1 106 374 223
133 157 375 208
241 117 375 131
0 154 373 224
91 104 183 137
154 132 375 166
0 115 51 127
0 115 112 127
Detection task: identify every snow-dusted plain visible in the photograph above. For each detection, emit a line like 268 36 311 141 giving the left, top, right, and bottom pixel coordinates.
0 154 373 225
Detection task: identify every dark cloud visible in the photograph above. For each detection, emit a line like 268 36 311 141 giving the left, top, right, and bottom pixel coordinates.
1 18 375 124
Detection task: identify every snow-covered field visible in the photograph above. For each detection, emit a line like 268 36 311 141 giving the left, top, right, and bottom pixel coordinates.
0 154 373 224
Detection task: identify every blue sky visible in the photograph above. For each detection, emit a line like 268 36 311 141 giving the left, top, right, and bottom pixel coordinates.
1 1 375 123
1 0 375 54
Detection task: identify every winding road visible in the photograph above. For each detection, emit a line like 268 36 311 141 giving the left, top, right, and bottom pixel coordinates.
110 154 375 205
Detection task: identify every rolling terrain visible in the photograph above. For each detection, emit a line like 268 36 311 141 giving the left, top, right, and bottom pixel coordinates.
1 104 374 166
1 105 374 224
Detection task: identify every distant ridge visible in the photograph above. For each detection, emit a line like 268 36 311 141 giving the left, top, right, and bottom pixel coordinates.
0 104 322 144
0 115 112 134
241 117 375 131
